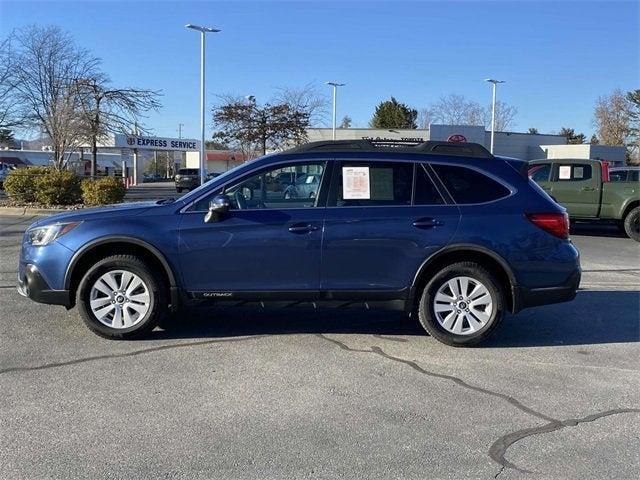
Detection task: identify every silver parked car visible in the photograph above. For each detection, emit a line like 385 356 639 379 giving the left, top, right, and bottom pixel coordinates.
283 173 322 200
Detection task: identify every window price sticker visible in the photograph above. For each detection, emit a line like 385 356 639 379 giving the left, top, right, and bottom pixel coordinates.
342 166 371 199
559 165 572 180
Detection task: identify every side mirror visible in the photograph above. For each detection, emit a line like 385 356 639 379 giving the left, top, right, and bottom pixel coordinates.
204 194 231 223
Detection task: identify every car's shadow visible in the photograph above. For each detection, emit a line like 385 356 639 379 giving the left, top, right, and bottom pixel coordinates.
147 290 639 348
571 222 628 239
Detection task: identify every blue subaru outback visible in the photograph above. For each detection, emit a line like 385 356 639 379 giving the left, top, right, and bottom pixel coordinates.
17 140 580 346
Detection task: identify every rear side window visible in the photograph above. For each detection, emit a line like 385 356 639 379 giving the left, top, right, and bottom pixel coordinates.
329 161 413 207
529 164 551 182
431 164 511 204
630 170 639 182
179 169 198 175
555 164 592 181
609 170 627 182
414 164 445 205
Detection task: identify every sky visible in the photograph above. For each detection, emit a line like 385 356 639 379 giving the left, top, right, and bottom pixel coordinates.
1 0 638 140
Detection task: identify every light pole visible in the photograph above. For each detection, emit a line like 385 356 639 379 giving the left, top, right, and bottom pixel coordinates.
485 78 505 154
326 82 345 140
186 23 220 185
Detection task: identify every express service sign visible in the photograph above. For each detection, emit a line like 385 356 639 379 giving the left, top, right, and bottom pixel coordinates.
114 134 200 152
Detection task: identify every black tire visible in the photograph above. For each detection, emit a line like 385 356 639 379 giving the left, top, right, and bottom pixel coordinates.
417 262 505 347
176 187 183 193
76 255 167 339
623 206 640 242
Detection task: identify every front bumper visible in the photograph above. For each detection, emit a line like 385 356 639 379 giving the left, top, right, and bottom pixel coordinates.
513 268 581 313
17 264 71 307
175 179 199 189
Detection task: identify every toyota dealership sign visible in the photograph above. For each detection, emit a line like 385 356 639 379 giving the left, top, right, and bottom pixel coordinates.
114 134 200 151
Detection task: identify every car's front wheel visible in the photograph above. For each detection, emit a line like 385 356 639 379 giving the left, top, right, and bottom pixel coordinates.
417 262 504 346
76 255 167 339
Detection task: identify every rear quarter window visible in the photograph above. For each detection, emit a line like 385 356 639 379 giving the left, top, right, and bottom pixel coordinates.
431 164 511 204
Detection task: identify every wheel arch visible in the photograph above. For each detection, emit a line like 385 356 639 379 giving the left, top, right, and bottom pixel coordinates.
64 236 179 309
408 245 518 314
621 199 640 221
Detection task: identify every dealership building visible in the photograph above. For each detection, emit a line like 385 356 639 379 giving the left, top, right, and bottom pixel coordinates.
1 125 628 179
305 125 627 163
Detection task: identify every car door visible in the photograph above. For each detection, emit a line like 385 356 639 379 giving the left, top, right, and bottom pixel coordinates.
178 160 328 295
320 159 460 296
550 162 600 217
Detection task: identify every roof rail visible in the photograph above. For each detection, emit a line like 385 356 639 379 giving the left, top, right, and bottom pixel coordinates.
284 139 494 159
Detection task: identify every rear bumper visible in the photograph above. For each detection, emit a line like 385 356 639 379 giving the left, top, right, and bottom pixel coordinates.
513 268 581 312
17 264 71 307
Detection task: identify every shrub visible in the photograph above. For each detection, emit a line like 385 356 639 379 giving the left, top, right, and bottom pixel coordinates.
34 170 82 206
81 176 126 205
3 166 52 202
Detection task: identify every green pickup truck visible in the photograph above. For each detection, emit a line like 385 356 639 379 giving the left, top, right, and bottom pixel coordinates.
529 158 639 241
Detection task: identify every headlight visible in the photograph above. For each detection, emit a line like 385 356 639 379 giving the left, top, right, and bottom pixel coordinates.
26 222 81 246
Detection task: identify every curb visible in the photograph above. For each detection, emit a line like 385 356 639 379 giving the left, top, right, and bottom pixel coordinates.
0 207 73 216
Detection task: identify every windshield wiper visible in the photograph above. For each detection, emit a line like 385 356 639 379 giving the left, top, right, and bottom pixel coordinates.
156 197 176 205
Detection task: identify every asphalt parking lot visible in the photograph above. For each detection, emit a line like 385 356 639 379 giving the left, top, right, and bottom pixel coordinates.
0 215 638 480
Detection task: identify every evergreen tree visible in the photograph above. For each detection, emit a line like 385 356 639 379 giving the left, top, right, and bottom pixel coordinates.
369 97 417 129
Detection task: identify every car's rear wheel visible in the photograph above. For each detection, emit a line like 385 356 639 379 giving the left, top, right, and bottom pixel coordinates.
623 206 640 242
76 255 167 339
417 262 504 346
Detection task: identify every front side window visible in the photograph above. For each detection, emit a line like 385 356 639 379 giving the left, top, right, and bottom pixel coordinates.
431 164 511 204
190 161 326 211
328 161 413 207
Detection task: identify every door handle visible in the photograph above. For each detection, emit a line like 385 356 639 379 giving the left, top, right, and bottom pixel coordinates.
412 218 443 229
580 186 597 192
288 223 319 234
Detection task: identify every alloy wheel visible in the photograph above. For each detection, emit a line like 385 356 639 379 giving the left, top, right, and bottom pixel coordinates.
89 270 151 329
433 276 493 335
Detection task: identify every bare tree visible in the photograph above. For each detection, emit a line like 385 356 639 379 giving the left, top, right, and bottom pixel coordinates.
429 94 478 125
0 35 21 131
273 83 328 127
594 89 632 149
212 96 310 156
627 89 640 163
426 93 517 131
74 74 161 177
12 25 99 169
488 100 518 131
417 108 433 129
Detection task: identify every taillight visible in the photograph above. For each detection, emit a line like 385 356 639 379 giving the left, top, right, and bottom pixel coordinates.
526 212 570 239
